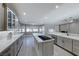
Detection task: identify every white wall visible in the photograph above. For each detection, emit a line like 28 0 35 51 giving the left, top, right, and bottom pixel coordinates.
0 4 4 31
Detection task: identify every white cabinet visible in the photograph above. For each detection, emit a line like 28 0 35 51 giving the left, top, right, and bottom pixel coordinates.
34 38 54 56
14 40 18 55
73 40 79 55
64 38 72 52
57 36 64 47
7 8 18 30
0 45 14 56
34 38 43 56
70 23 79 34
42 41 54 56
0 35 23 56
60 24 70 32
57 36 72 52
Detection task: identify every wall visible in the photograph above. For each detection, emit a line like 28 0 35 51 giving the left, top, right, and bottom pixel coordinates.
0 4 4 31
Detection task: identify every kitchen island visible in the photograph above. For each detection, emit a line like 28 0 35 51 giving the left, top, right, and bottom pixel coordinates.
33 33 54 56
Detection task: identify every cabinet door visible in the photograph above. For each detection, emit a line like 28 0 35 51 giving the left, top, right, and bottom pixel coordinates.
51 35 57 44
42 41 54 56
57 36 64 47
60 24 70 32
38 43 43 56
73 40 79 55
1 46 13 56
64 38 72 52
14 40 18 55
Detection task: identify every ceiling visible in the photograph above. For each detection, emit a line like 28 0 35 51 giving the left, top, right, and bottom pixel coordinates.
7 3 79 25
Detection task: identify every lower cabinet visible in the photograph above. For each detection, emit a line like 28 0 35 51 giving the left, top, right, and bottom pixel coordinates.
0 36 23 56
14 40 18 56
51 35 57 44
57 36 79 55
57 36 64 48
0 44 15 56
34 39 42 55
64 38 72 52
42 41 54 56
34 38 54 56
73 40 79 55
57 36 73 52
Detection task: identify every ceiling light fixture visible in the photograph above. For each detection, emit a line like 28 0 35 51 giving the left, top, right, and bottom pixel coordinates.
70 20 73 22
56 5 59 9
44 17 48 19
23 12 26 16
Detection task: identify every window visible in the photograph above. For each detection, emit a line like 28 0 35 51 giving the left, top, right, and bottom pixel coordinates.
39 26 45 32
18 24 45 33
26 28 32 32
49 29 54 33
33 28 38 32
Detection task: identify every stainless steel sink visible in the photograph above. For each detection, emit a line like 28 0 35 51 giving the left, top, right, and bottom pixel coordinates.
38 35 52 41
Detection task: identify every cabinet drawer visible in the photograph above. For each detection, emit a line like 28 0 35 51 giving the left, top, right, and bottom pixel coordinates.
73 40 79 55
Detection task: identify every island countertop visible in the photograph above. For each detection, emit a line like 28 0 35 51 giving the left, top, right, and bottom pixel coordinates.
32 33 54 43
0 31 24 53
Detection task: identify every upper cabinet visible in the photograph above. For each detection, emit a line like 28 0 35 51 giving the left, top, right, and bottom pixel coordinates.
69 23 79 34
54 17 79 33
2 3 18 31
7 8 18 31
59 24 70 33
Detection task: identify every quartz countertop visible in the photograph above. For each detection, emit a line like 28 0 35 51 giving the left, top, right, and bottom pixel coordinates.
32 33 54 43
49 32 79 40
0 31 24 53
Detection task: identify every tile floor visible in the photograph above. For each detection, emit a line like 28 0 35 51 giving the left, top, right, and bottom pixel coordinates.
18 35 73 56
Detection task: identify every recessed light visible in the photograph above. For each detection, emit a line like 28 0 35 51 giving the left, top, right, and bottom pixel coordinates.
44 17 48 19
56 5 59 9
70 20 73 22
23 12 26 15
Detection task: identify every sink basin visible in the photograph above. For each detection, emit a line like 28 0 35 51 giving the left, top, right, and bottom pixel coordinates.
38 35 51 41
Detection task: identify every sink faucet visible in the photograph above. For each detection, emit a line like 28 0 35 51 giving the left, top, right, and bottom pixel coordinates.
67 33 69 36
7 32 12 40
66 31 69 36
